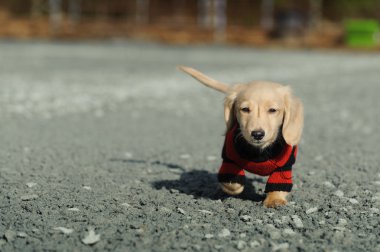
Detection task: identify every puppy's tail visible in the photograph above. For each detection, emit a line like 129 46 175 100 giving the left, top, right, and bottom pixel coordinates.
177 66 229 93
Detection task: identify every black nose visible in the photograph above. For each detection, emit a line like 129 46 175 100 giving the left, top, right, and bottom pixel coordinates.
251 130 265 140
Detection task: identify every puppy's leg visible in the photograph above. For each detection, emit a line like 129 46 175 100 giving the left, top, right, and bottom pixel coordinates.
264 191 288 208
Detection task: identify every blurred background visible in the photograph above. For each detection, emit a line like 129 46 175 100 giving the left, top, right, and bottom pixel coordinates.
1 0 380 49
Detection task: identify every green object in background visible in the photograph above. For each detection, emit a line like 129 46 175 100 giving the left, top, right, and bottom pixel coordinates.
345 19 379 47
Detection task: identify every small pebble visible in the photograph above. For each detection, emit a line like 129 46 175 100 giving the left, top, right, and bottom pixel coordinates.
240 233 246 238
236 240 246 250
214 244 223 250
266 224 276 230
82 228 101 245
198 209 213 215
193 244 201 251
26 182 37 188
218 228 231 238
206 155 217 161
21 194 39 201
338 219 347 226
121 203 131 207
306 207 318 214
67 207 80 212
159 207 171 213
292 215 304 228
323 181 335 188
83 186 92 190
17 232 27 238
205 234 214 239
270 232 281 239
54 227 74 235
283 228 296 236
334 190 344 197
240 215 252 222
281 216 290 224
177 207 186 215
348 198 359 204
250 240 261 248
272 242 289 251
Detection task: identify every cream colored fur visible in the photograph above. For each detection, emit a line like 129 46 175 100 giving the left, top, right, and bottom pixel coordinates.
179 66 304 208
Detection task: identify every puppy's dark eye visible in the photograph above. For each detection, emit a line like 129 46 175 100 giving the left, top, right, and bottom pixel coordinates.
268 108 277 113
241 107 250 113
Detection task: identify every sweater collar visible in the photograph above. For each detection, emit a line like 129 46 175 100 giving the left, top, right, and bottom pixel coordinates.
231 124 287 163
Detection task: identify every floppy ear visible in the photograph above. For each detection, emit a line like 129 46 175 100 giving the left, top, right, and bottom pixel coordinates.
224 91 237 131
282 90 304 146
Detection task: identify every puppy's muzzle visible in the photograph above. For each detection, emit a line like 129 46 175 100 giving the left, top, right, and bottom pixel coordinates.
251 130 265 140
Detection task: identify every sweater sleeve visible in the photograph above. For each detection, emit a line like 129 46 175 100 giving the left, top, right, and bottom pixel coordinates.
218 143 245 185
264 147 297 193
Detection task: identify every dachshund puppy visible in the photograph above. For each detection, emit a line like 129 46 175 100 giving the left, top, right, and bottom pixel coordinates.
179 66 304 208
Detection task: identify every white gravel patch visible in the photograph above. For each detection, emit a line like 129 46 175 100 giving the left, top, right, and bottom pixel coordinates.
67 207 80 212
334 190 344 197
250 240 261 248
240 215 252 222
236 240 246 250
82 228 101 245
323 181 335 188
17 232 28 238
292 215 304 228
177 207 186 215
198 209 213 215
271 242 289 251
305 207 318 214
54 227 74 235
204 234 214 239
25 182 37 188
283 228 296 236
348 198 359 204
218 228 231 238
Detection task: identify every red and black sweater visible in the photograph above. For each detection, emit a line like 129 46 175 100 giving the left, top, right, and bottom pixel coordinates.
218 124 298 193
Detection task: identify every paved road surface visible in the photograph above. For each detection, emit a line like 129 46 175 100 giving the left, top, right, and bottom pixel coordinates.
0 41 379 251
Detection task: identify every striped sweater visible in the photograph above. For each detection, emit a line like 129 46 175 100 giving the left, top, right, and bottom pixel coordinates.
218 124 298 193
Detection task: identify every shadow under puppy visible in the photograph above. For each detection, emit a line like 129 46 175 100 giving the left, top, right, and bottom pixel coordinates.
179 66 304 208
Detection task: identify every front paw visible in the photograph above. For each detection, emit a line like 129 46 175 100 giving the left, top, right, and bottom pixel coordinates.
220 182 244 196
264 191 288 208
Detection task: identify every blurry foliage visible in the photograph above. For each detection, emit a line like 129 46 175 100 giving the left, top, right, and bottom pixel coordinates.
325 0 380 20
0 0 380 20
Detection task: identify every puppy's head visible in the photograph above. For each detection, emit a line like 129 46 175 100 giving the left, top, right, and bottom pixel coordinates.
225 82 303 148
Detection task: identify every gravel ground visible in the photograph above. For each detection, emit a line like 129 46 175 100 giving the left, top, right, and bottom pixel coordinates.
0 41 379 251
